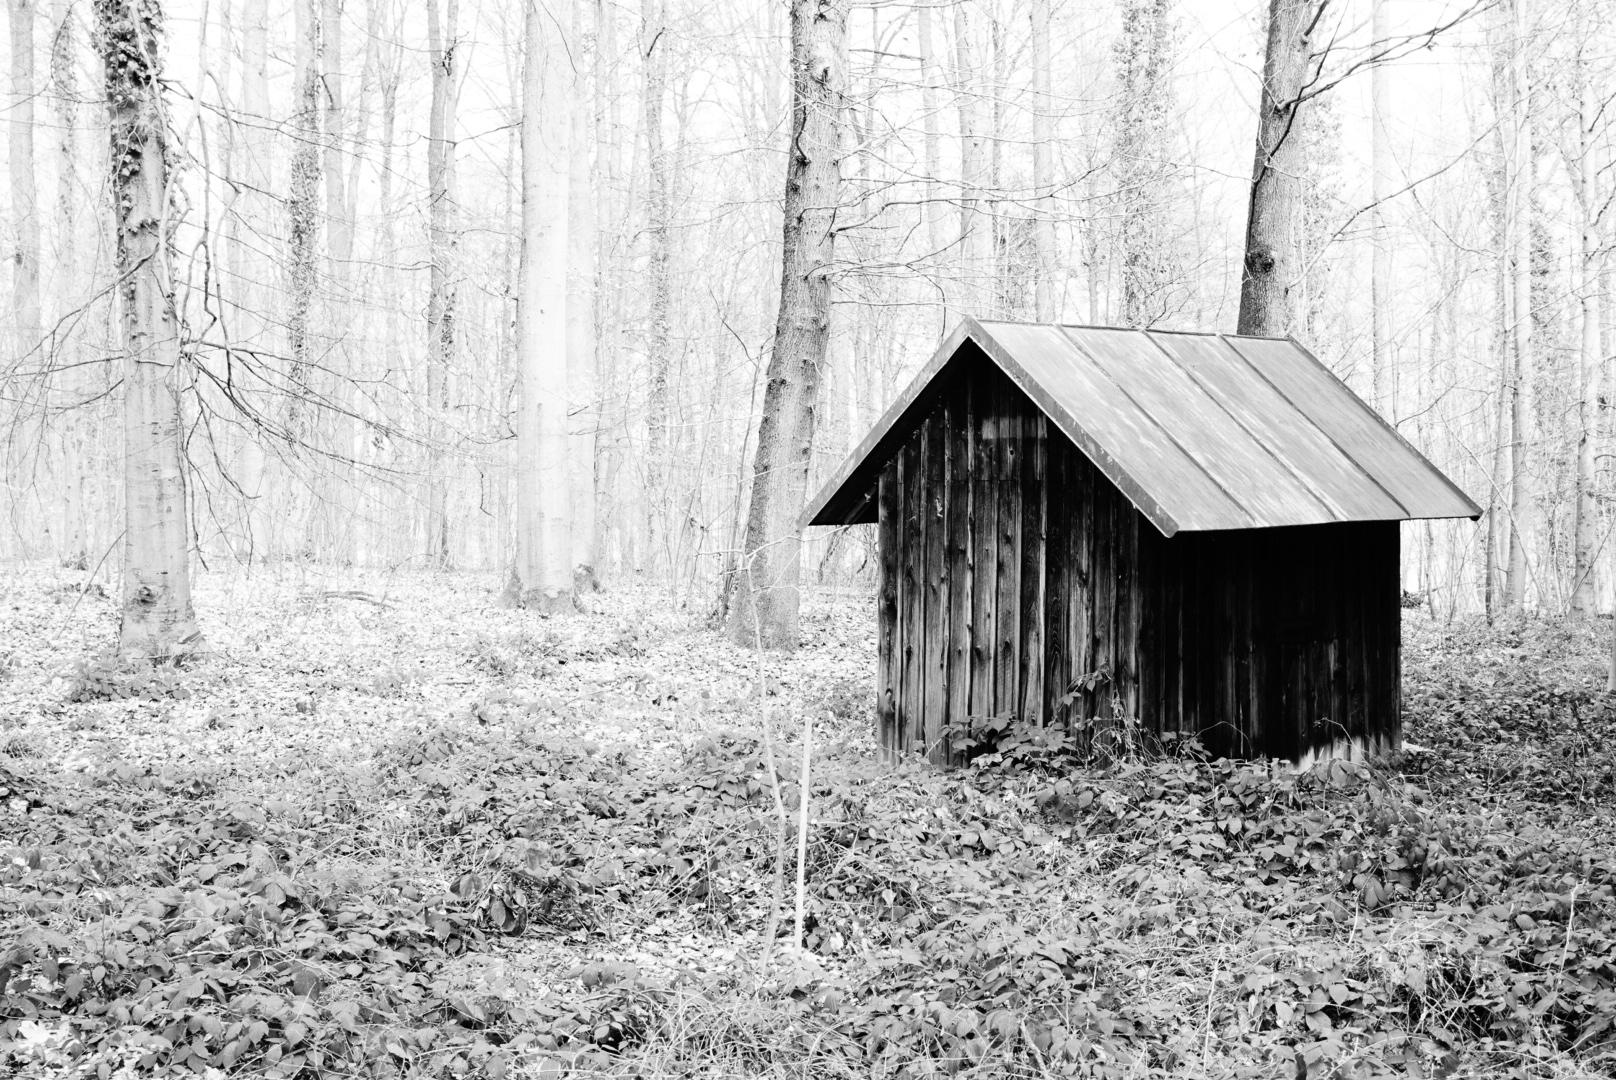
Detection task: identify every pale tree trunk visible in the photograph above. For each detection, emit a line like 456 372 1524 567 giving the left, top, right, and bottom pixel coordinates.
1237 0 1320 337
287 0 322 453
917 0 947 332
1505 0 1531 608
568 0 599 589
953 2 988 317
9 0 42 362
642 0 671 572
98 0 206 658
1370 0 1392 411
727 0 846 650
1029 0 1056 321
513 0 573 612
1112 0 1175 328
426 0 459 566
237 0 272 561
52 0 87 567
321 0 354 563
1570 17 1602 616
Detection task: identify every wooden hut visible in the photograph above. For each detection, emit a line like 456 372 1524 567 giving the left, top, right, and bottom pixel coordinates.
802 319 1480 764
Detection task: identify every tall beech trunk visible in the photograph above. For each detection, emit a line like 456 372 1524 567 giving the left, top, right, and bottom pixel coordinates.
1570 21 1602 616
9 0 42 362
513 0 573 612
728 0 846 650
641 0 671 570
953 3 987 315
98 0 205 657
1030 0 1055 321
568 0 599 587
53 0 87 566
917 0 947 330
1505 0 1531 608
237 0 272 560
1236 0 1320 337
1370 0 1392 411
426 0 459 565
287 0 321 443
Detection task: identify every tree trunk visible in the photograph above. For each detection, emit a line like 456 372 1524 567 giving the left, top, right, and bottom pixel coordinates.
1370 0 1392 412
1570 20 1601 616
236 0 272 562
568 0 599 590
917 0 947 331
98 0 206 658
426 0 459 566
1112 0 1175 328
1236 0 1319 337
287 0 321 449
953 2 987 316
1029 0 1055 321
1505 0 1531 609
52 0 87 567
8 0 42 363
642 0 671 573
513 0 573 613
727 0 846 650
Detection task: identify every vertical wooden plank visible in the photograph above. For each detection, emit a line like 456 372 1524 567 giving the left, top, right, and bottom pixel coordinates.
1327 527 1348 760
1089 478 1115 743
946 377 974 761
1344 525 1367 757
1019 410 1047 725
1385 523 1402 754
1069 452 1094 723
876 463 900 760
1136 519 1161 741
923 409 948 762
1360 523 1381 759
995 377 1022 719
1042 437 1069 728
898 440 922 756
1164 534 1182 740
968 376 998 724
1116 501 1139 724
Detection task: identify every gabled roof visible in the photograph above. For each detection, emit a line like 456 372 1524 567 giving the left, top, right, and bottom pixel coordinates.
803 318 1481 536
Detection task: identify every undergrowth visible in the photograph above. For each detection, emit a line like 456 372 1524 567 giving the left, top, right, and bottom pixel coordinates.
4 582 1616 1079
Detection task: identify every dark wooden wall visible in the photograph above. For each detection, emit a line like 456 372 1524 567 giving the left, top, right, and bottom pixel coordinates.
875 359 1402 763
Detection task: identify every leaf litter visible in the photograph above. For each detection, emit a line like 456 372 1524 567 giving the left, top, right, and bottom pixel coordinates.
1 562 1614 1079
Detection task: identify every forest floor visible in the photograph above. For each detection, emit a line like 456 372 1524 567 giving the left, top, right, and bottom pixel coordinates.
2 562 1615 1080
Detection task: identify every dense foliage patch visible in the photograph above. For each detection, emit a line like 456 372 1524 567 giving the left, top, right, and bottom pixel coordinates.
3 572 1616 1078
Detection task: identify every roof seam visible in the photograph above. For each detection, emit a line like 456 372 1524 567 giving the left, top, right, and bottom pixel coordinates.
1214 333 1414 520
1140 330 1343 523
1059 326 1260 531
1285 336 1483 518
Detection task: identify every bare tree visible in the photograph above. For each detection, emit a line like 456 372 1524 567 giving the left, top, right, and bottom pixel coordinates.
512 0 574 612
1237 0 1322 337
728 0 848 650
97 0 205 657
8 0 41 363
426 0 459 566
1370 0 1393 410
1029 0 1057 321
642 0 672 571
569 0 600 589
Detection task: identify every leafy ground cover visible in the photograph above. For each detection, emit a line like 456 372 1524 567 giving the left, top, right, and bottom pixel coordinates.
2 563 1614 1079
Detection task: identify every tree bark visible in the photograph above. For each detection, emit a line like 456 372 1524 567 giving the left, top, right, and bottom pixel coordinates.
8 0 42 363
641 0 671 572
1504 0 1531 609
953 2 987 316
1370 0 1393 412
287 0 322 447
426 0 459 566
917 0 947 331
568 0 599 589
98 0 206 658
727 0 846 650
1236 0 1320 337
1570 17 1602 616
514 0 574 613
1029 0 1056 321
52 0 87 566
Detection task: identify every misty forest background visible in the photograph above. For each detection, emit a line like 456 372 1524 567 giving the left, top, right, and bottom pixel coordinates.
2 0 1612 634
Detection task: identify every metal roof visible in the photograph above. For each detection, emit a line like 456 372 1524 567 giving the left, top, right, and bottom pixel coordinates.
802 318 1481 536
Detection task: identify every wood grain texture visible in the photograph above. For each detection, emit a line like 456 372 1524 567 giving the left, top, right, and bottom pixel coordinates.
871 357 1405 765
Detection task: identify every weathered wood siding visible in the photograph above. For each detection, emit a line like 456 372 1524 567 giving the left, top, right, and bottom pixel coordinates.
879 359 1402 763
